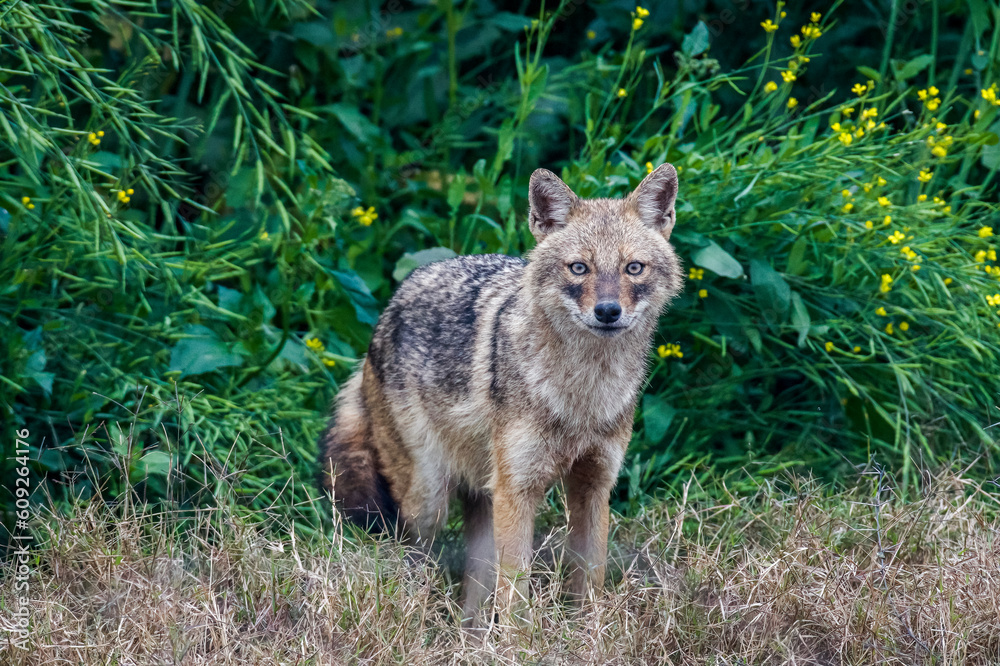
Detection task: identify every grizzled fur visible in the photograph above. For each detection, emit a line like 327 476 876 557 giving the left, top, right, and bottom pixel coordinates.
318 164 684 623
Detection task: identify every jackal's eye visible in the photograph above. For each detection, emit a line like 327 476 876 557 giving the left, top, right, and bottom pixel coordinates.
626 262 644 275
569 262 588 275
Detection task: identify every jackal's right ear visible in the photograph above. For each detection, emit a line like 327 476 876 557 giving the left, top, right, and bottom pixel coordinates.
528 169 577 240
628 163 679 240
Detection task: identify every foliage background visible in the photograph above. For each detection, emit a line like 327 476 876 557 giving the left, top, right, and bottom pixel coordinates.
2 0 1000 533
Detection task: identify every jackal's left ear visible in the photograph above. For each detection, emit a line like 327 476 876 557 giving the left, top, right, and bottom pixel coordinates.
628 163 679 239
529 169 578 240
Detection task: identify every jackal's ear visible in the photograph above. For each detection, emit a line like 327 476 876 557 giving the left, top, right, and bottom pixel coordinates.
528 169 577 239
628 163 679 239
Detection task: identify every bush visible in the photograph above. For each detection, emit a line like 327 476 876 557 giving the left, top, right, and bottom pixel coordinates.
2 1 999 526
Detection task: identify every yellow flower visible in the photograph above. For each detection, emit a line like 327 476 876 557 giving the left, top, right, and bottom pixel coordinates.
323 358 337 367
259 231 269 240
21 195 35 210
853 346 861 353
987 294 1000 307
636 5 650 18
698 289 708 298
824 341 835 352
386 26 403 37
944 277 953 285
645 161 654 174
790 34 801 48
811 12 822 23
587 30 596 39
854 127 865 138
931 145 947 158
864 220 874 230
982 85 1000 106
876 176 887 187
888 230 905 244
658 343 683 359
88 132 101 146
917 194 927 202
841 106 855 116
911 264 921 272
838 132 853 146
851 83 867 96
841 189 852 198
787 97 798 109
883 215 892 226
781 70 796 83
688 267 705 280
918 169 932 182
899 321 910 331
928 86 939 96
989 249 997 261
876 306 888 316
761 19 778 33
306 337 325 352
975 250 988 263
935 121 947 132
352 205 378 225
862 107 878 119
617 88 628 98
878 196 891 207
764 81 778 93
841 202 853 213
632 18 644 30
880 274 893 293
885 322 894 334
925 97 942 111
979 226 994 238
800 24 821 39
863 183 872 192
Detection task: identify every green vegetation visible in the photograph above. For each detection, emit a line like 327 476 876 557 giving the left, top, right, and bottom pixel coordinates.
2 0 1000 529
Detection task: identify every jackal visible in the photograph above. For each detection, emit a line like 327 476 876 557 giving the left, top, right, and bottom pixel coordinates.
318 164 683 621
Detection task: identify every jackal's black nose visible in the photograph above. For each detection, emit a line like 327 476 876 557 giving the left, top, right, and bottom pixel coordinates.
594 301 622 324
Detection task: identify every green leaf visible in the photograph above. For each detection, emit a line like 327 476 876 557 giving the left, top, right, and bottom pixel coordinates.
333 269 380 326
856 66 881 82
981 121 1000 170
168 325 244 378
682 21 710 56
790 291 811 347
25 348 53 397
692 241 744 278
750 259 791 327
643 393 675 444
490 12 533 32
392 247 458 282
891 54 934 81
447 171 466 211
325 103 380 144
136 451 172 478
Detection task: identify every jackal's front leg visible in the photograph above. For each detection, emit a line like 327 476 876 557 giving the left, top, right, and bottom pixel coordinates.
492 478 541 618
564 451 617 603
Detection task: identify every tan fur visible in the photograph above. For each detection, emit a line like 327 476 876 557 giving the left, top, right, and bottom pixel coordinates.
318 165 684 625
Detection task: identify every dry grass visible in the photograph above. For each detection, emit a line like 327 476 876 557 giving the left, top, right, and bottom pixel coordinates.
3 469 1000 665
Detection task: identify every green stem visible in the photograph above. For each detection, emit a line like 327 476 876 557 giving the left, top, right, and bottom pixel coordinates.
879 0 900 86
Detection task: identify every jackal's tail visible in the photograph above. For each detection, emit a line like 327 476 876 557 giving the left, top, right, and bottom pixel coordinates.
317 367 398 531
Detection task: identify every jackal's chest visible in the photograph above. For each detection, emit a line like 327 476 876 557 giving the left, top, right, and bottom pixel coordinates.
526 355 642 433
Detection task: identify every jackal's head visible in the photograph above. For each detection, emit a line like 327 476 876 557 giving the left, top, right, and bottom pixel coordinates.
526 165 684 339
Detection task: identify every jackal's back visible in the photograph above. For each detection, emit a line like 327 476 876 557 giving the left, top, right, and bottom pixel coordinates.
366 254 525 396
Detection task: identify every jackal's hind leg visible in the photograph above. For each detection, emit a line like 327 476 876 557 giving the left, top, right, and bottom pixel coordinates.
459 488 494 629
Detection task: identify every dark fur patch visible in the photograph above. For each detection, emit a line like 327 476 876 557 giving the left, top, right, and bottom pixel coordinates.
631 282 651 302
562 283 583 301
489 292 518 405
